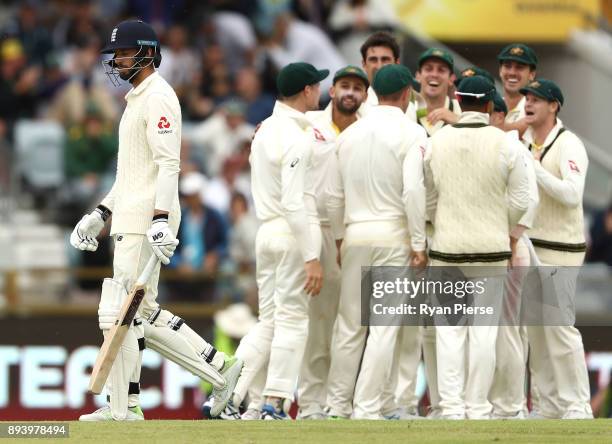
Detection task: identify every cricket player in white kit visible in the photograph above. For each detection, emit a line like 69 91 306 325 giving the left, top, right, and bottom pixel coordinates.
520 79 592 419
70 20 242 421
423 76 530 419
498 44 538 136
326 64 428 419
231 62 326 420
488 92 540 419
297 66 369 420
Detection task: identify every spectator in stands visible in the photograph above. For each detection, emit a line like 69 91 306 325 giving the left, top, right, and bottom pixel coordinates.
170 172 228 301
189 99 255 176
187 43 232 119
2 1 53 67
235 66 275 125
0 39 40 134
47 35 117 125
328 0 398 66
52 0 105 50
211 11 256 75
257 8 345 94
228 192 259 304
158 24 199 104
204 156 248 216
586 202 612 265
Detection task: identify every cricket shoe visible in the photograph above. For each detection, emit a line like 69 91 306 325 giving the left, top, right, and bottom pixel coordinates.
561 410 593 420
202 397 241 420
426 407 442 419
241 408 262 420
261 404 290 420
209 355 244 417
385 407 423 420
440 414 464 420
79 405 144 421
298 412 328 420
491 411 525 420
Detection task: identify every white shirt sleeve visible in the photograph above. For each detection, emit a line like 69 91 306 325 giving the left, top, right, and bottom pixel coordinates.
146 93 181 213
423 139 438 224
100 179 117 211
326 146 346 241
532 134 588 208
504 138 530 228
281 137 318 262
403 131 427 251
506 133 539 236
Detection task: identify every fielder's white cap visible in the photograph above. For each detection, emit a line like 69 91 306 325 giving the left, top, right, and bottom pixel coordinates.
214 303 257 339
180 172 208 196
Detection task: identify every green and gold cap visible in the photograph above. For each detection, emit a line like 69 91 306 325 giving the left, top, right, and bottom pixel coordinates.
418 48 454 71
333 65 369 88
497 43 538 68
276 62 329 97
455 66 494 86
519 78 563 107
456 75 496 102
372 64 414 96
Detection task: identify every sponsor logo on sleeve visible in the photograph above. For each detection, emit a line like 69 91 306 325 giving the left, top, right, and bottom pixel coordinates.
313 128 326 142
157 116 173 134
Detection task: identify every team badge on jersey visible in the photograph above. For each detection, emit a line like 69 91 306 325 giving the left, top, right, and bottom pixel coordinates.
313 127 326 142
568 160 580 173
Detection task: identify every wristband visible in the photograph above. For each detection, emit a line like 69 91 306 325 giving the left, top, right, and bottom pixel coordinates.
152 214 168 222
95 205 112 222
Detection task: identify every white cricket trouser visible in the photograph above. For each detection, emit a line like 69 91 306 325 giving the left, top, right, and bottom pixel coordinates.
435 274 504 419
109 234 160 408
489 238 530 416
326 220 410 418
380 326 422 416
298 226 341 417
526 251 592 418
234 218 316 401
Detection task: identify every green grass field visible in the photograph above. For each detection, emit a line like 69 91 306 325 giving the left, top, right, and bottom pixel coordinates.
4 420 612 443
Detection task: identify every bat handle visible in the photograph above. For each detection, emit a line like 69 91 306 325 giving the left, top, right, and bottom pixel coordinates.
136 255 160 287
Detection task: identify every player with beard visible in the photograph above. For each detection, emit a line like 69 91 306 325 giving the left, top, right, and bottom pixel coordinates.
73 20 242 421
295 66 369 419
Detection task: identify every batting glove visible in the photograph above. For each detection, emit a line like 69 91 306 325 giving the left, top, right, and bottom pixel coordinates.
70 206 109 252
146 217 179 265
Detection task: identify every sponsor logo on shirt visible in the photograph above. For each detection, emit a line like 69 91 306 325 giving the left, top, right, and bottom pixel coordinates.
568 160 580 173
157 116 173 134
290 158 300 168
158 116 171 129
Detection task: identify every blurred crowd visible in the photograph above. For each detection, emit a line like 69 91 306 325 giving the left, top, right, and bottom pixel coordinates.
0 0 400 302
0 0 610 305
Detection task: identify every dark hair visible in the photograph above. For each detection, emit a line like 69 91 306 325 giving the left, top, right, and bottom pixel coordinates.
360 32 400 61
457 96 490 111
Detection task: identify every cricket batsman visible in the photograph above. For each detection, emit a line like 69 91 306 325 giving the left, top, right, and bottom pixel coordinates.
71 19 242 421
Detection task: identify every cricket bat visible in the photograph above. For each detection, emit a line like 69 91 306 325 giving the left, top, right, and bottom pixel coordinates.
88 255 160 394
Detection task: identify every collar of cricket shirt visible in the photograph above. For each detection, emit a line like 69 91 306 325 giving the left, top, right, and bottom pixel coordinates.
125 71 160 100
456 111 489 125
272 100 311 129
523 117 564 147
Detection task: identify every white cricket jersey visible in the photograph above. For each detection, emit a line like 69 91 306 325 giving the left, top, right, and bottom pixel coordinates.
327 105 428 251
250 100 319 262
523 119 588 264
306 104 342 226
505 96 526 124
101 71 181 235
